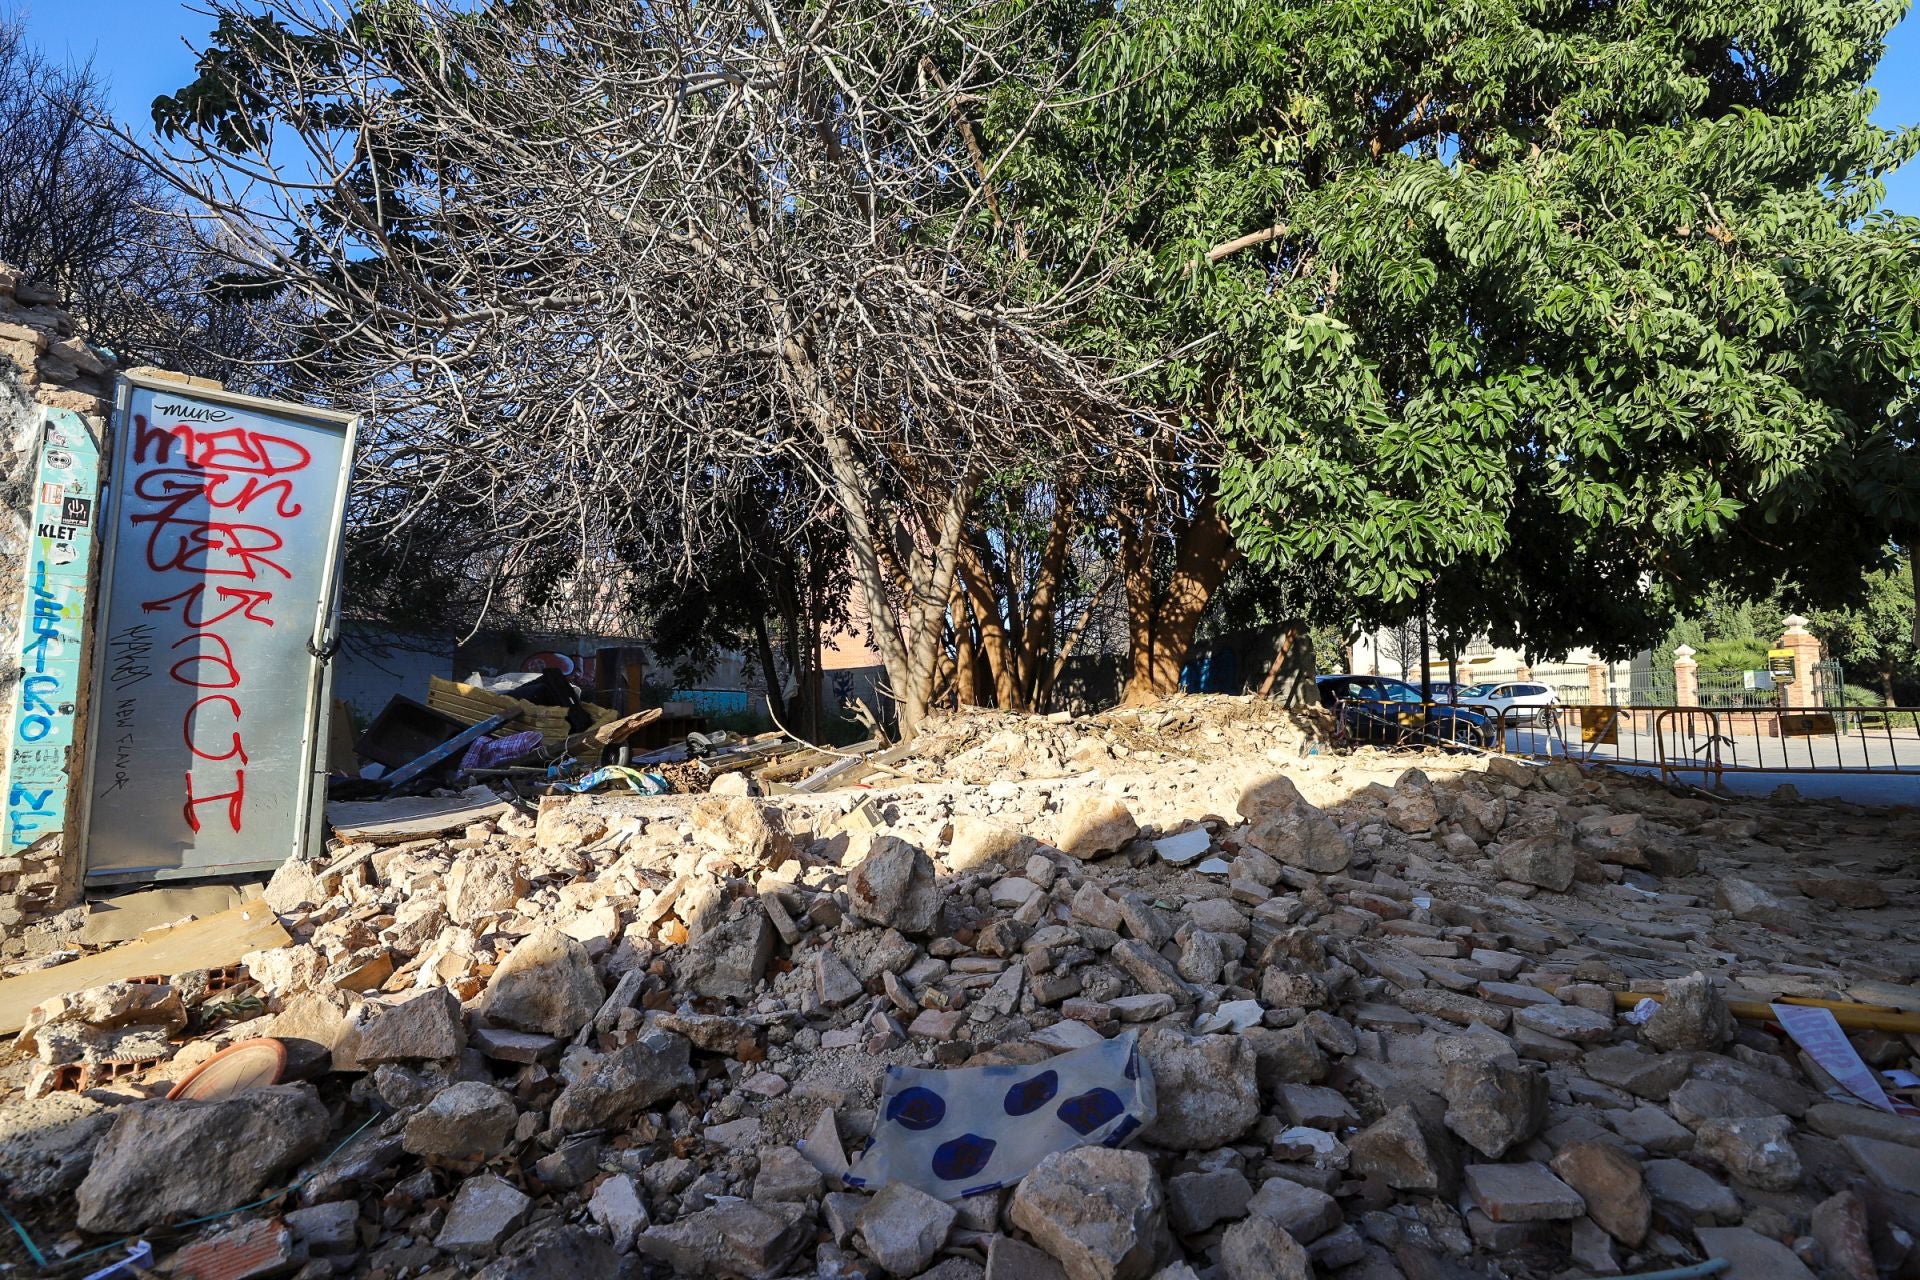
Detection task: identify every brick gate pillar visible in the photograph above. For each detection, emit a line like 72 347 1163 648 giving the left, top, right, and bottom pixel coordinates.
1775 615 1821 709
1587 661 1608 705
1673 646 1698 706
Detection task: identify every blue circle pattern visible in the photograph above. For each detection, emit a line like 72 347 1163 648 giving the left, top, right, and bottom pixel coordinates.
1057 1087 1125 1136
885 1063 1137 1188
887 1086 946 1131
1003 1070 1059 1116
932 1133 997 1181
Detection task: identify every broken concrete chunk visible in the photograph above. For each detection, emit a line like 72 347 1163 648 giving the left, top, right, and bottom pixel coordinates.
1548 1140 1650 1246
1153 827 1212 865
635 1200 813 1279
1492 832 1576 892
1643 1159 1740 1223
859 1182 958 1275
1009 1146 1168 1280
1640 971 1732 1052
1694 1114 1802 1191
1441 1056 1545 1158
752 1145 822 1202
1054 796 1139 860
549 1028 694 1134
445 855 528 924
351 987 466 1064
1246 1175 1340 1243
1218 1209 1312 1280
403 1081 518 1160
948 816 1030 871
589 1172 650 1251
682 901 777 998
484 926 605 1037
1714 877 1795 930
1245 800 1351 873
1386 771 1440 834
436 1173 531 1253
1138 1029 1259 1150
1462 1162 1584 1222
75 1085 331 1233
1348 1103 1458 1196
1692 1226 1818 1280
0 1094 113 1202
848 835 942 934
1166 1168 1252 1236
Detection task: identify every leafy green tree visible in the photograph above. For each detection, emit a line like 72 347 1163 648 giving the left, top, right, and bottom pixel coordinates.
1013 0 1920 669
1812 557 1919 703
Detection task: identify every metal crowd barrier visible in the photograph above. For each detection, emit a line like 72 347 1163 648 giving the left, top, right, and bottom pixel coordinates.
1649 706 1920 786
1326 695 1920 786
1328 690 1920 782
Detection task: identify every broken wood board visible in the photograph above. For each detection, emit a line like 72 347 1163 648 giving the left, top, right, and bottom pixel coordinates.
0 903 289 1034
81 883 265 947
327 785 511 843
791 740 915 793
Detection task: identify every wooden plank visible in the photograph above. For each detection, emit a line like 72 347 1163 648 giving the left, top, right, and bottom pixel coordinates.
80 883 264 946
0 903 290 1033
327 784 510 843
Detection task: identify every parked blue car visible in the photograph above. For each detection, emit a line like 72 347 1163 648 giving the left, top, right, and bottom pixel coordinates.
1315 675 1491 749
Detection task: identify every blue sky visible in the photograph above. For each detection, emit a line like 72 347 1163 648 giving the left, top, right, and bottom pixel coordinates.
18 0 1920 215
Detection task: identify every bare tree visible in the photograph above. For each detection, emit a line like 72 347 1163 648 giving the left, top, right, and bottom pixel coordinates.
1376 619 1424 680
0 15 289 385
118 0 1171 731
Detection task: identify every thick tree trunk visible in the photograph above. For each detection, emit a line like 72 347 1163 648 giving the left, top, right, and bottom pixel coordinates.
897 481 971 729
750 611 787 725
953 575 980 707
958 535 1024 710
1120 494 1240 705
1018 491 1076 703
1121 506 1157 701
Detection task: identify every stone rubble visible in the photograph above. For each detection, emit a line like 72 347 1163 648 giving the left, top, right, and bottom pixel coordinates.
1 694 1918 1280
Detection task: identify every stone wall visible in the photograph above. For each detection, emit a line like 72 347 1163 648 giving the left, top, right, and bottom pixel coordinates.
0 265 116 941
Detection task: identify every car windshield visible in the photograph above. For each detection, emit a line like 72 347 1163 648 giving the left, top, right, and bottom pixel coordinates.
1460 683 1493 698
1381 682 1423 702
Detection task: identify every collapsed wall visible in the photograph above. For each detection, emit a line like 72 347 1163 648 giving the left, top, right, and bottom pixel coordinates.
0 265 116 935
2 697 1915 1279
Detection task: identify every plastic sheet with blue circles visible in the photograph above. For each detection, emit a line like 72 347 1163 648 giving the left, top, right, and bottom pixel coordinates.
842 1032 1156 1200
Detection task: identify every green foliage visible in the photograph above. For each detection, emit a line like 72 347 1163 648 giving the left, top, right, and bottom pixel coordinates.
1810 555 1920 700
1694 637 1770 671
999 0 1920 661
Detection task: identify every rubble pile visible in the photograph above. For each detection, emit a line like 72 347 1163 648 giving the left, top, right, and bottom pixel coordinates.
889 695 1333 784
4 701 1920 1280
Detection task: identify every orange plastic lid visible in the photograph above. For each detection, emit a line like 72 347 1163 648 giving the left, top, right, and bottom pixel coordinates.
166 1038 288 1102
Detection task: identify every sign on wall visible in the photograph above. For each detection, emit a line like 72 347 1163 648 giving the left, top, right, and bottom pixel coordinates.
81 375 358 882
3 408 102 854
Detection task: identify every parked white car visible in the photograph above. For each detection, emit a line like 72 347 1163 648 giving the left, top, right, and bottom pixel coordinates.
1458 681 1559 724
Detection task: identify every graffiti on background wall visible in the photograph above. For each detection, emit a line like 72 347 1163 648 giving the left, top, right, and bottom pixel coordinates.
521 650 597 684
4 409 101 852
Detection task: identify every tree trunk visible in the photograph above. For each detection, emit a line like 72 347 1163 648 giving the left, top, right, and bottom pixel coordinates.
953 575 980 707
1910 548 1919 650
1120 494 1240 705
1018 490 1076 704
958 535 1024 709
750 610 787 725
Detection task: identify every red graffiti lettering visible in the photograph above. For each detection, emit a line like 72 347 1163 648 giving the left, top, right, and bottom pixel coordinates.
182 769 246 834
134 416 312 476
130 410 315 841
183 695 248 764
140 585 277 629
168 632 242 689
136 515 292 580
